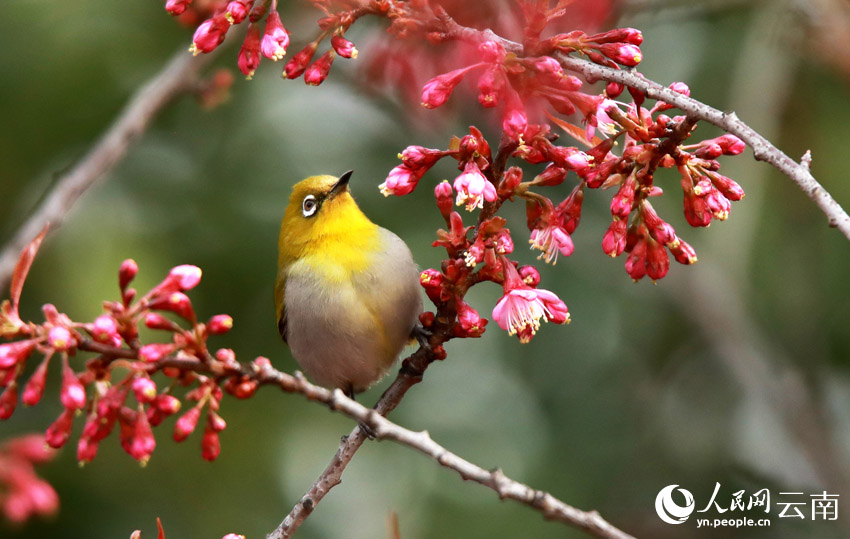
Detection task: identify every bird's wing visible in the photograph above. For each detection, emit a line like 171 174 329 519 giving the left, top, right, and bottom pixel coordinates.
274 266 288 343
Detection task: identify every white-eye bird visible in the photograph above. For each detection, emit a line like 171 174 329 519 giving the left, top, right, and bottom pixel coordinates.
275 171 422 396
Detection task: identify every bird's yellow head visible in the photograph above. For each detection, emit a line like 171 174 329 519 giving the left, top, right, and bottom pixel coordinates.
278 171 379 266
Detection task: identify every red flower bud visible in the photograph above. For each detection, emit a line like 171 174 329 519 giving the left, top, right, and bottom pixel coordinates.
602 218 628 257
165 0 192 16
0 382 17 419
434 181 454 220
304 50 335 86
46 408 75 448
0 339 37 369
670 238 698 265
284 42 318 79
331 35 358 59
119 259 138 290
379 165 425 197
421 67 471 109
225 0 251 24
128 411 156 464
645 239 670 281
60 358 86 410
191 15 231 56
478 40 506 63
174 407 201 442
139 343 176 363
477 67 504 108
709 173 745 201
150 292 195 321
201 426 221 461
144 313 174 331
625 237 648 281
238 23 262 79
208 411 227 432
154 394 182 415
518 265 540 287
599 43 642 66
22 356 50 406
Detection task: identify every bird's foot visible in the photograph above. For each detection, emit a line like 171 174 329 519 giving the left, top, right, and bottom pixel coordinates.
411 322 434 352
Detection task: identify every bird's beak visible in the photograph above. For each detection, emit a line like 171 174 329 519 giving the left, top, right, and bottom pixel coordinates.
331 170 354 197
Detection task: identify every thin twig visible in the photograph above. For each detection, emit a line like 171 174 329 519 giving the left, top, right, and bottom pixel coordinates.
0 47 217 293
556 54 850 240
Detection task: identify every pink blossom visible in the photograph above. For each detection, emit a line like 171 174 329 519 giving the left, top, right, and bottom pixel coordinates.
530 224 574 264
238 24 262 78
190 15 231 56
453 162 497 211
492 288 569 343
261 10 289 61
331 35 357 59
379 165 424 197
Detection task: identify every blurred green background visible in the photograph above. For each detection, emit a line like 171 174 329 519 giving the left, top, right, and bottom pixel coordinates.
2 0 849 538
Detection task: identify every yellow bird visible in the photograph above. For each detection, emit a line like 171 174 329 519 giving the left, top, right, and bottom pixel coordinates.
275 171 422 396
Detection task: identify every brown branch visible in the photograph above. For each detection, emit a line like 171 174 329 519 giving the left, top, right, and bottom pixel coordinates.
556 54 850 240
0 47 217 293
256 364 635 539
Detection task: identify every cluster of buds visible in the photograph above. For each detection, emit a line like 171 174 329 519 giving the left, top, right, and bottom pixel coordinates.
0 231 268 468
0 434 58 524
164 0 368 84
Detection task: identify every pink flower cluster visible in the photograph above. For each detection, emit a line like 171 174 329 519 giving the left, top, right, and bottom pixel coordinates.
0 434 58 524
0 234 266 468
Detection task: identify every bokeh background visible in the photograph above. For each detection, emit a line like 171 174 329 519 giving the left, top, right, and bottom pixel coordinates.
2 0 849 537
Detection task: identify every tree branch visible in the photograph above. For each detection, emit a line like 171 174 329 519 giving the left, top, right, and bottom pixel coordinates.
0 47 217 293
556 54 850 240
249 362 635 539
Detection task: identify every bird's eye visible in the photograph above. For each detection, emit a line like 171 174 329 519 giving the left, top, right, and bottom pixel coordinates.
302 195 318 217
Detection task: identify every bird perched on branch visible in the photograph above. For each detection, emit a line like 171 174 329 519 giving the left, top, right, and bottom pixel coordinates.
275 171 422 397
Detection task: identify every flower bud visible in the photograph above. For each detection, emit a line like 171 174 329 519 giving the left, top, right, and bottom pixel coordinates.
709 173 745 201
165 0 192 16
331 35 358 59
518 265 540 287
645 239 670 281
216 348 238 365
208 314 234 335
599 43 642 66
22 356 50 406
48 327 74 352
150 292 195 321
0 339 37 369
128 412 156 464
201 426 221 461
132 377 157 404
225 0 251 24
139 343 176 363
154 394 182 415
670 238 698 265
238 23 262 79
60 358 86 410
92 315 119 342
421 67 469 109
208 411 227 432
304 50 336 86
478 40 506 63
0 382 18 419
379 165 424 197
169 265 202 291
284 42 318 79
434 181 454 220
625 238 648 281
602 218 627 257
45 408 75 448
174 407 201 442
190 15 231 56
144 312 174 331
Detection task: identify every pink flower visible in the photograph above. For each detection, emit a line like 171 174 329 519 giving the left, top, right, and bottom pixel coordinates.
261 10 289 61
190 15 231 56
174 407 201 442
379 165 424 197
48 326 74 351
530 224 574 264
492 288 569 343
139 343 176 363
453 162 497 211
238 24 262 78
132 377 157 404
492 263 569 342
399 145 443 170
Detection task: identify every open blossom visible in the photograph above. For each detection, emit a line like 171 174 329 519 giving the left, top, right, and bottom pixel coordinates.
492 263 569 343
530 224 574 264
261 10 289 61
453 162 497 211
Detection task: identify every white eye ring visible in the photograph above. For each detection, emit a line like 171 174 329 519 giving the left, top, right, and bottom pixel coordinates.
302 195 318 217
